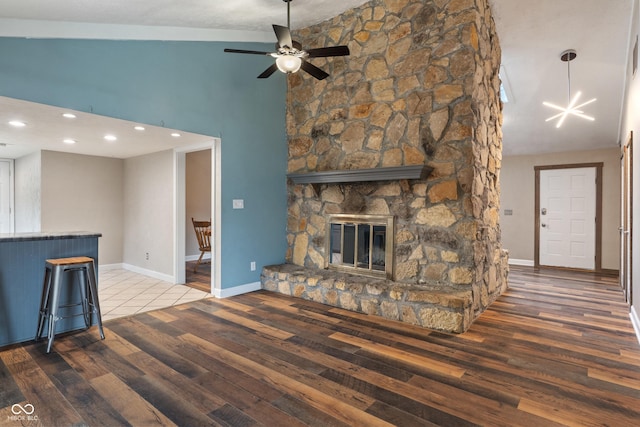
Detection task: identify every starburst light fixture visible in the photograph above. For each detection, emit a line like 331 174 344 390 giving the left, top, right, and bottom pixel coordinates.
543 49 596 128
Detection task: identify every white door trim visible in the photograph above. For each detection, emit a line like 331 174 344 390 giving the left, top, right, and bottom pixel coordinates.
535 162 603 271
174 138 222 295
0 159 15 233
621 132 633 305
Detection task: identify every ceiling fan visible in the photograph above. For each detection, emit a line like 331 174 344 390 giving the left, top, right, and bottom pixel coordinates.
223 0 350 80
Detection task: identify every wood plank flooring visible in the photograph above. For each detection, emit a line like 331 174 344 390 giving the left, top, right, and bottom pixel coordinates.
1 266 639 426
186 260 211 293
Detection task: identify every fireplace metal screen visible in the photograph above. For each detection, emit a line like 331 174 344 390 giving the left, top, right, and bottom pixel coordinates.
325 214 394 279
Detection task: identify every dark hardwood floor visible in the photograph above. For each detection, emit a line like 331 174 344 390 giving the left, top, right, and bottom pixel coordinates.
1 266 639 426
186 260 211 293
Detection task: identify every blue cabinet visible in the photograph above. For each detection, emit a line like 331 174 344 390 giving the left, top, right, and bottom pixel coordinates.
0 232 100 348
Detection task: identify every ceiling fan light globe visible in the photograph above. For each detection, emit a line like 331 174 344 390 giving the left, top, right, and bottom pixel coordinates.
276 55 302 74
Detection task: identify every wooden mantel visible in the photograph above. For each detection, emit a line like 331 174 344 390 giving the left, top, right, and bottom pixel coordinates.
286 165 433 185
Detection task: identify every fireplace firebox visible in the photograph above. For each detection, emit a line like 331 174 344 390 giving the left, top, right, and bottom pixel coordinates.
325 214 394 279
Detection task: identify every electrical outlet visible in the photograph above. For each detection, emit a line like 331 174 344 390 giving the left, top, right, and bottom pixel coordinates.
250 261 256 271
145 252 149 260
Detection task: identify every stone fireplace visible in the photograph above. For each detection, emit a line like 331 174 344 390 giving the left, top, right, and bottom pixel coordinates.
261 0 509 333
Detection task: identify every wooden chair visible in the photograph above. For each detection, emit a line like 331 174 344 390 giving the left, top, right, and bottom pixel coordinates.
191 218 211 272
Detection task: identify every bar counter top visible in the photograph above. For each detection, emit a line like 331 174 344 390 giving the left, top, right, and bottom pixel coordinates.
0 231 102 242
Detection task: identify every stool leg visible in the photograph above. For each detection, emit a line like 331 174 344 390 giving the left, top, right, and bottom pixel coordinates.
35 266 52 341
46 265 65 353
76 268 92 329
86 261 105 340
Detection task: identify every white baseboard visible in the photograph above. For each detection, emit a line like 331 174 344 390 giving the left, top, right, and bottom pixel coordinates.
631 305 640 346
186 254 212 262
122 263 175 283
101 262 259 296
509 259 535 267
98 263 124 271
214 281 261 299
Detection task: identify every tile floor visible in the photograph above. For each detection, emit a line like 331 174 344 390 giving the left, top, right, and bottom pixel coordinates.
99 268 211 321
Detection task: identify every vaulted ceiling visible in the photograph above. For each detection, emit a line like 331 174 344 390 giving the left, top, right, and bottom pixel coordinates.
0 0 633 158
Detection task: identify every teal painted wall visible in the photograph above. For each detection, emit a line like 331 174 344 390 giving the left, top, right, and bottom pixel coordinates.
0 37 288 289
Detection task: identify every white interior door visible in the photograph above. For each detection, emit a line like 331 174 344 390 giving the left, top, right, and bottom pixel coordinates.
0 159 13 233
539 167 596 269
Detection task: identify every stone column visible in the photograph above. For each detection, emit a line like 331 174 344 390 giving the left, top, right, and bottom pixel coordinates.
284 0 508 323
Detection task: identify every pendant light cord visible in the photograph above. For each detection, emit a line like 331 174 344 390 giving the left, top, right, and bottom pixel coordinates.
567 58 572 103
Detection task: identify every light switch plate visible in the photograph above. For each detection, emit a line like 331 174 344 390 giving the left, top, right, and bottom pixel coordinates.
232 199 244 209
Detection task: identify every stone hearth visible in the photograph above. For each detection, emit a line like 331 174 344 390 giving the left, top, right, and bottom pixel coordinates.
261 0 509 333
262 264 476 332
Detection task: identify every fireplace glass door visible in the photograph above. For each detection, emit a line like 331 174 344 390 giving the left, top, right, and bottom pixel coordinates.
326 214 394 279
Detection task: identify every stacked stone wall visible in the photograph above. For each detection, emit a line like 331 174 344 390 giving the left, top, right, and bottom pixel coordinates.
265 0 509 332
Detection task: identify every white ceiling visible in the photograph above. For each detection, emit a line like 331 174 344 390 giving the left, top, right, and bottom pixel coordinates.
0 0 370 32
0 96 213 159
490 0 633 156
0 0 634 158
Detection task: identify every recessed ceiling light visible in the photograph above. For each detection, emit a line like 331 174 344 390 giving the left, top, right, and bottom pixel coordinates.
134 126 145 131
8 120 26 127
171 132 181 137
63 138 77 144
62 113 77 119
104 134 117 141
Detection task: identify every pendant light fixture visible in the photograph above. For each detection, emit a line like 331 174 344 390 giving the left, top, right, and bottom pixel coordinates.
543 49 596 128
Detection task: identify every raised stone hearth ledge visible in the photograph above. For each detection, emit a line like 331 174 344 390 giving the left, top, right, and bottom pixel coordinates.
261 264 475 333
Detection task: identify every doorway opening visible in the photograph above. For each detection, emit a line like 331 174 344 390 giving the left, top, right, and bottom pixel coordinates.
185 150 212 292
174 139 222 296
535 163 603 271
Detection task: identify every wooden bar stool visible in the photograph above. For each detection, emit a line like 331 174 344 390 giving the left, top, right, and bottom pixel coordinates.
36 256 105 353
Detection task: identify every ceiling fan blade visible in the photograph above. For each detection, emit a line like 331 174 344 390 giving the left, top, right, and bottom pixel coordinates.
306 46 350 58
273 24 293 49
224 48 272 55
257 63 279 79
301 60 329 80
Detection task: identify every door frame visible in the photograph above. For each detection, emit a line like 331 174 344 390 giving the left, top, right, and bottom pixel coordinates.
174 138 222 295
0 159 15 233
621 132 633 305
534 162 603 271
